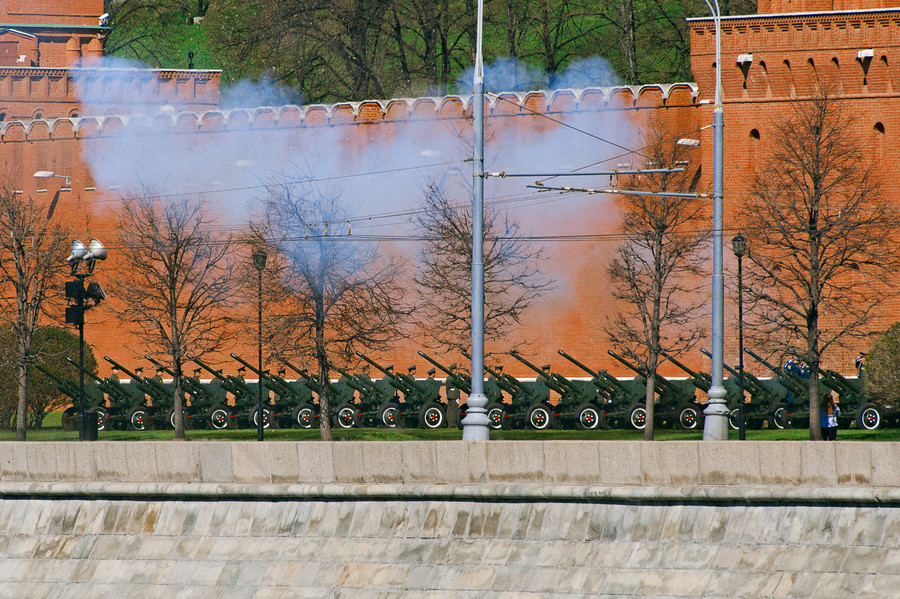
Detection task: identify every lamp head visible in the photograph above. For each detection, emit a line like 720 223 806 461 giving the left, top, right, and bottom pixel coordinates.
251 248 267 271
732 233 748 258
66 239 87 264
86 238 107 262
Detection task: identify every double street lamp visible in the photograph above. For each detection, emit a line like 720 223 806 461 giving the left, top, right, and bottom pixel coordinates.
64 238 107 440
732 233 747 440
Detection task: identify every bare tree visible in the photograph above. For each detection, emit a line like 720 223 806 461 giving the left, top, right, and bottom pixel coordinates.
0 189 70 440
261 179 411 441
113 194 237 440
739 91 899 440
414 182 551 356
605 125 708 440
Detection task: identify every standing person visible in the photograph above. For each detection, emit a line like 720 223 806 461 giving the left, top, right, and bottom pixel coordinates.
855 353 867 377
820 394 840 441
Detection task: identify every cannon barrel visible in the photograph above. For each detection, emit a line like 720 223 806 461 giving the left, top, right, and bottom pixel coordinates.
328 363 374 395
742 348 782 376
105 356 170 400
230 353 263 377
700 348 740 378
34 363 70 386
281 358 339 395
700 348 784 402
34 364 80 399
67 357 134 404
420 351 472 394
67 357 104 383
144 355 175 377
187 354 227 381
659 351 711 391
557 349 598 377
608 349 692 401
356 351 420 394
103 356 141 381
509 350 571 395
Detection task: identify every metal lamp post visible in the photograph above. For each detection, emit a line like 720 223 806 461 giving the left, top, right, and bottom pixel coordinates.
701 0 729 441
252 249 267 442
64 238 107 440
461 0 490 440
732 233 747 440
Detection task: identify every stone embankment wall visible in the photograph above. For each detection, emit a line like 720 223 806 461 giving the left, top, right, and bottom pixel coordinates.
1 440 899 598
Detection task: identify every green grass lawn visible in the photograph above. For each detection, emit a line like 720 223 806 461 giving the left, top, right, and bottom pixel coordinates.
4 412 899 441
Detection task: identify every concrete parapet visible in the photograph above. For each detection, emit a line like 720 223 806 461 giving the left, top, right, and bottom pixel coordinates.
1 440 896 488
0 440 898 598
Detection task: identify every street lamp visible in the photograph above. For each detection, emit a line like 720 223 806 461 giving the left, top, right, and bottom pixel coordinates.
252 248 267 442
732 233 747 440
64 238 107 440
700 0 729 441
462 0 490 440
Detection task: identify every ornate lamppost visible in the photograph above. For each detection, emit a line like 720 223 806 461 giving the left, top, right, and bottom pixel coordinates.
252 248 267 442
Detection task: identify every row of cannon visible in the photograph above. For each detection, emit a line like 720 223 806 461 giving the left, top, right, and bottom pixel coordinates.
40 345 891 433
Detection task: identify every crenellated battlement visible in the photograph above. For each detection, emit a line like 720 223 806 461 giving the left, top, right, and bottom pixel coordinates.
0 83 699 142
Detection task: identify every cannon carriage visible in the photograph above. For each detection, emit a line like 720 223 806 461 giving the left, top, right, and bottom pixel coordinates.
188 354 268 429
65 357 145 431
280 359 358 429
104 356 175 431
35 363 105 432
557 350 648 430
356 352 444 429
144 355 229 430
507 351 597 430
605 350 703 430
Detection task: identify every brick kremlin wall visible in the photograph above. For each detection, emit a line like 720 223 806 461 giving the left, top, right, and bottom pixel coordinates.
3 2 900 385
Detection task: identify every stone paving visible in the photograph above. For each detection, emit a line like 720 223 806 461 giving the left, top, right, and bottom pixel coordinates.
0 441 897 598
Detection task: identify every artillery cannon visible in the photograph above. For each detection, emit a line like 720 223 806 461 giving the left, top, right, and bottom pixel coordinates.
231 353 313 429
700 348 790 430
606 350 702 430
507 350 599 430
742 348 833 429
421 350 511 429
189 354 267 429
66 357 143 431
145 355 228 430
104 356 173 431
281 359 358 428
815 366 888 430
557 349 646 430
329 362 399 428
357 352 444 429
34 363 103 432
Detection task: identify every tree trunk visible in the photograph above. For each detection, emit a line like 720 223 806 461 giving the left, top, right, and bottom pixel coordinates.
15 355 27 441
172 360 186 441
316 320 332 441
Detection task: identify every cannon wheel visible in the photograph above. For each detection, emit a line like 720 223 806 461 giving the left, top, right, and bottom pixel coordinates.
126 407 149 431
207 404 232 430
249 406 273 429
419 402 446 429
526 404 553 430
677 403 700 430
575 403 601 430
90 407 109 432
486 403 505 430
291 403 316 429
377 402 399 428
768 403 790 430
728 408 747 431
333 403 359 429
626 403 647 430
856 403 882 430
61 407 78 432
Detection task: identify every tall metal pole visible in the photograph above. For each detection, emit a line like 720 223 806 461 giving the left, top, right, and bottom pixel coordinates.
256 265 264 442
462 0 489 440
737 251 746 440
78 311 86 440
253 249 267 441
702 0 729 440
